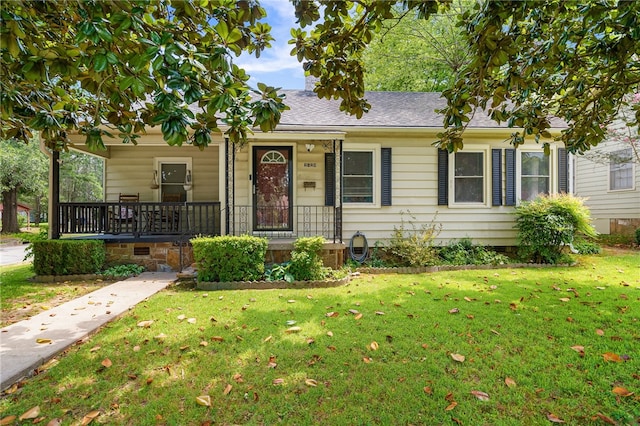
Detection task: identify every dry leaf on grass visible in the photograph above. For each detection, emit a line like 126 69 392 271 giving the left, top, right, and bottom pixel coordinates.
19 406 40 421
101 358 112 368
137 320 154 328
369 341 379 351
471 390 490 401
445 401 457 411
81 410 100 425
612 386 633 397
223 384 233 395
305 379 318 387
546 413 565 423
504 377 517 388
0 416 16 425
602 352 623 362
46 419 63 426
285 326 301 334
450 353 465 362
196 395 211 407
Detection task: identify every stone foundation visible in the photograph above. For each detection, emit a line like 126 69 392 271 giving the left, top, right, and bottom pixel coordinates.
106 242 193 272
106 241 346 272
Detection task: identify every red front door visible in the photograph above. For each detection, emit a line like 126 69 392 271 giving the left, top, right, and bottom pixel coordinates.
253 146 292 231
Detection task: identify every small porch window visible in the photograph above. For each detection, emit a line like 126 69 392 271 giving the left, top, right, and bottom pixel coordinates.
155 157 193 202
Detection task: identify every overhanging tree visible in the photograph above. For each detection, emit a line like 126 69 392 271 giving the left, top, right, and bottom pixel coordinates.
1 0 639 155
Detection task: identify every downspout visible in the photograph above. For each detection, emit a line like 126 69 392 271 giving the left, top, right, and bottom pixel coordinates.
39 139 60 239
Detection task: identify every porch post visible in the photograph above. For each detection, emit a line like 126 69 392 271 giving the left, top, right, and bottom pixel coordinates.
335 139 343 243
51 150 60 239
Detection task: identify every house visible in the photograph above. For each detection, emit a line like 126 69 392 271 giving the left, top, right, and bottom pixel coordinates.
54 85 569 271
574 128 640 236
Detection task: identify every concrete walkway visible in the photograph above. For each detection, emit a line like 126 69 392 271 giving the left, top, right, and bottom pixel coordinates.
0 272 177 390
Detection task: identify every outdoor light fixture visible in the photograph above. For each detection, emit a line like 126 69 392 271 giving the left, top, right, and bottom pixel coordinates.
183 169 193 191
150 170 159 189
305 143 315 152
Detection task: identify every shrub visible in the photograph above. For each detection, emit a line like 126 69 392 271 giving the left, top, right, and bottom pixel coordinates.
265 262 294 282
514 194 597 264
439 238 510 265
636 228 640 245
572 238 602 255
32 240 106 275
191 235 267 282
288 236 326 281
384 212 440 267
102 264 145 278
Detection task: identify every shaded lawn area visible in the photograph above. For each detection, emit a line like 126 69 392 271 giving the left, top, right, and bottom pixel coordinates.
1 251 639 425
0 264 110 327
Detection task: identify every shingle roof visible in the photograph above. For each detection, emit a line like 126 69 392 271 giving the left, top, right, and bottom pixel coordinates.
277 90 565 129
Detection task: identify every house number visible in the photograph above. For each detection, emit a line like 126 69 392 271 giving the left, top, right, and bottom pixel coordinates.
303 163 317 168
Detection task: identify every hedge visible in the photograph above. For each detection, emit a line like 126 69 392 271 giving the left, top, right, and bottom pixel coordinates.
32 240 106 275
191 235 268 282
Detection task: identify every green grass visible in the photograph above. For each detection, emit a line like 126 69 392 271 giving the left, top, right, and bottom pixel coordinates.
0 264 108 326
1 251 639 425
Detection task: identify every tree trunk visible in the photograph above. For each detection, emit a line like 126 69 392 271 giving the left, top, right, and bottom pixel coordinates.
33 194 42 226
1 189 20 233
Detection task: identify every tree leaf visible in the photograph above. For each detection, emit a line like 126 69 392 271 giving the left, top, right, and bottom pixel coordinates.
449 308 459 314
211 336 224 342
46 419 63 426
445 401 457 411
326 311 339 317
546 413 565 423
196 395 211 407
187 318 197 324
504 377 517 388
285 326 301 334
354 313 363 320
570 345 585 357
19 406 40 421
137 320 154 328
450 353 465 362
0 416 17 425
223 384 233 395
272 378 284 385
81 410 100 425
602 352 623 362
559 298 570 302
612 386 633 397
369 341 379 351
177 314 186 321
36 338 52 344
305 378 318 387
595 329 604 336
471 390 490 401
101 358 112 368
594 413 617 424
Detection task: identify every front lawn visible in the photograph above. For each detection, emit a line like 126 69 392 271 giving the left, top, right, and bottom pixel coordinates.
1 250 638 425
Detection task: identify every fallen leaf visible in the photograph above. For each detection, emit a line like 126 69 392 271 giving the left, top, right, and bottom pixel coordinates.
594 413 617 425
177 314 186 321
137 320 154 328
233 373 244 382
327 331 334 337
362 357 372 363
36 338 52 344
349 309 360 314
448 308 459 314
211 336 224 342
101 358 112 368
3 384 18 395
326 312 339 318
263 335 273 342
471 390 490 401
187 318 197 324
81 410 100 425
133 345 141 352
46 419 63 426
305 379 318 387
375 311 385 315
546 413 565 423
287 300 296 303
200 341 208 347
596 329 604 336
89 346 101 353
423 386 433 395
0 416 16 425
154 333 167 341
570 345 585 357
369 341 379 351
196 395 212 407
445 401 457 411
285 326 302 334
603 352 623 362
223 384 233 395
612 386 633 397
559 298 571 302
19 406 40 421
450 353 465 362
505 377 517 388
272 378 284 385
354 313 363 320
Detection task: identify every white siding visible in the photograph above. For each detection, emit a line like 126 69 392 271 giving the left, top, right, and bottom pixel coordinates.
574 139 640 234
105 144 220 202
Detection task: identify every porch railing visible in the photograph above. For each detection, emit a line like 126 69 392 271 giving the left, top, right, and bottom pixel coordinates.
58 202 221 237
227 205 342 242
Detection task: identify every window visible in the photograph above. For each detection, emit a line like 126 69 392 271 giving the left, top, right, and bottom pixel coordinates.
609 148 634 190
453 151 485 203
520 151 550 201
343 151 374 203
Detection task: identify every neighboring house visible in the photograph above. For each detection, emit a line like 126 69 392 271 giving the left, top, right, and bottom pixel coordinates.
54 85 569 270
574 133 640 236
0 202 31 229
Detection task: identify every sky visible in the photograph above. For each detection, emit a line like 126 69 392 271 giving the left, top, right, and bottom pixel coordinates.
235 0 306 90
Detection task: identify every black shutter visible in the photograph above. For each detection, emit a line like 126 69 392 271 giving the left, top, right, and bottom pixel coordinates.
325 153 335 206
437 149 448 206
381 148 392 206
492 149 502 206
505 148 516 206
558 148 568 193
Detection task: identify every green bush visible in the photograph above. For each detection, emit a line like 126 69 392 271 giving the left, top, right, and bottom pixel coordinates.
635 228 640 245
514 194 597 264
32 240 106 275
265 262 294 282
439 238 510 265
289 236 326 281
572 238 602 255
102 264 145 278
191 235 267 282
384 212 440 267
